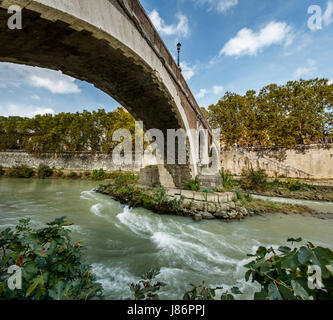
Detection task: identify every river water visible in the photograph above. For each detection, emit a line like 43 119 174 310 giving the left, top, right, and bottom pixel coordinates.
0 178 332 300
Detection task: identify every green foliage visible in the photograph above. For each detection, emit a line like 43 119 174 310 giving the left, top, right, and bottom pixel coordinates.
183 282 242 300
92 169 108 181
184 175 201 191
206 79 333 148
110 171 138 188
152 185 169 205
37 164 54 179
241 168 268 191
53 170 64 178
220 168 234 190
0 217 103 300
0 165 4 177
129 269 166 300
245 239 333 300
286 179 303 191
67 172 80 179
6 165 35 178
236 190 253 203
202 189 214 194
0 108 137 155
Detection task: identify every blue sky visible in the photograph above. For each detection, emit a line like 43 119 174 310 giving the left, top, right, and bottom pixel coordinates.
0 0 332 117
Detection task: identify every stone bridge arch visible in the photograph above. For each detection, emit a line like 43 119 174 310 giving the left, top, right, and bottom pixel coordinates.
0 0 220 187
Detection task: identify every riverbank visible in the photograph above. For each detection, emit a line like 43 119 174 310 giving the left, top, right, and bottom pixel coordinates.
250 187 333 202
232 169 333 202
96 180 331 222
0 164 135 181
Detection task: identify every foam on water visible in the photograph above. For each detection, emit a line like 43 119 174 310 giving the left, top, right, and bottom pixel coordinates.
92 264 140 299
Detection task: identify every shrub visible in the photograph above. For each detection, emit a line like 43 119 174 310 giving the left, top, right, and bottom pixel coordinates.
37 164 53 179
53 170 64 178
152 185 169 205
83 171 92 179
220 168 234 190
6 165 35 178
184 175 201 191
92 168 108 181
129 269 166 300
0 217 103 300
236 190 253 203
183 282 241 300
202 189 214 194
241 168 268 191
245 238 333 300
0 165 4 177
112 171 138 187
67 171 80 179
286 179 302 191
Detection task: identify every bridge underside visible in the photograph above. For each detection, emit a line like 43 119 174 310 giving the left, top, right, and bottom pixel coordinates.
0 6 195 187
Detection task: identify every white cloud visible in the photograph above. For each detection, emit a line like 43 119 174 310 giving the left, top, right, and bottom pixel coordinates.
195 85 224 99
213 85 223 94
31 95 40 100
195 89 208 99
220 21 294 57
323 1 333 26
149 10 189 37
0 62 81 94
0 104 55 118
30 75 80 94
180 61 196 80
295 60 317 79
195 0 238 13
328 79 333 85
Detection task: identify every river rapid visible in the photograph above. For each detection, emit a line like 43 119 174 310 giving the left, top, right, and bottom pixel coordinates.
1 178 332 299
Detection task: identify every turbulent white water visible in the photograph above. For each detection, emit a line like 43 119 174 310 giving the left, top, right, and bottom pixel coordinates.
0 178 333 299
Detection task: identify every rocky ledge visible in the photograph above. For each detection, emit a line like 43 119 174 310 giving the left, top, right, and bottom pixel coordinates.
165 188 250 222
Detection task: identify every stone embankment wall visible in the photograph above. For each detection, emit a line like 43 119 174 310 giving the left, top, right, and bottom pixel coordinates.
0 151 146 172
166 188 248 221
221 144 333 180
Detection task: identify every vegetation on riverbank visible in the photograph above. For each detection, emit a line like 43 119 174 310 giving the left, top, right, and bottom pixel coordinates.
1 218 332 300
97 172 325 221
220 167 333 202
97 178 185 216
0 164 136 182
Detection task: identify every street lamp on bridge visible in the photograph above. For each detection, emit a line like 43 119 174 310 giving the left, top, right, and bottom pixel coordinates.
177 42 182 71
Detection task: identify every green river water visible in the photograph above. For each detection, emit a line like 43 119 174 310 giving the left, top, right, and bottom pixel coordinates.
1 178 333 299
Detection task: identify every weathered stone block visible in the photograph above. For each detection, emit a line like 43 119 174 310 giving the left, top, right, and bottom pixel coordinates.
207 203 217 213
182 199 193 209
193 192 206 201
228 211 238 219
229 202 236 209
226 192 236 202
216 203 229 212
214 212 229 219
192 201 206 212
201 212 215 220
205 193 217 202
181 190 194 199
167 188 181 196
218 193 229 203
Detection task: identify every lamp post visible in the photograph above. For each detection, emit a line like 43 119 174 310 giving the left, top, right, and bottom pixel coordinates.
177 42 182 70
